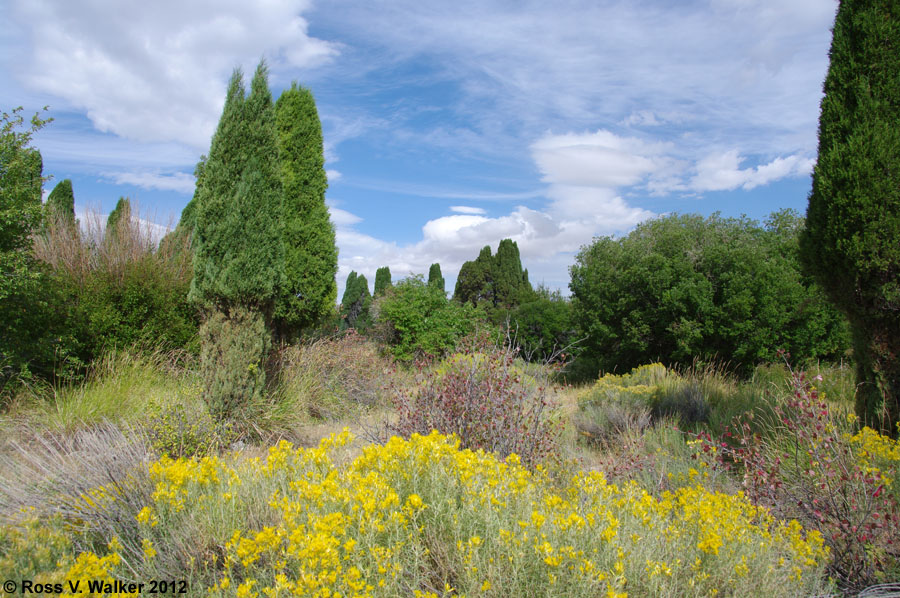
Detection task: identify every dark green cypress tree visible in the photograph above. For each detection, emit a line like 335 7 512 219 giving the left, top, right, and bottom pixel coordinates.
190 61 285 419
106 197 131 242
454 245 494 306
374 266 392 297
799 0 900 433
273 83 337 338
428 263 445 293
46 179 75 227
340 271 371 329
493 238 531 307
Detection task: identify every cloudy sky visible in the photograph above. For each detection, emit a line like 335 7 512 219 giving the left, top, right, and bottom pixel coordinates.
1 0 838 296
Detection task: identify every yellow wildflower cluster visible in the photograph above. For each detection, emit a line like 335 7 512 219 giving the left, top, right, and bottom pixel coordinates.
111 429 829 597
849 425 900 488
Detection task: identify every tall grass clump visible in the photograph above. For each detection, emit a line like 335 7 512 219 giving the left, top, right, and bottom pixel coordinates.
1 430 832 596
391 339 560 468
270 330 393 424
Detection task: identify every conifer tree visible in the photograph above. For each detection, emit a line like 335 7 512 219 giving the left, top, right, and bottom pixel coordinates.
374 266 392 297
46 179 75 227
189 61 284 419
428 262 445 293
105 196 131 242
340 271 371 329
799 0 900 432
273 83 337 338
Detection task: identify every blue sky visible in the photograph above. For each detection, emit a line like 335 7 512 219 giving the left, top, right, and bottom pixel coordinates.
1 0 838 297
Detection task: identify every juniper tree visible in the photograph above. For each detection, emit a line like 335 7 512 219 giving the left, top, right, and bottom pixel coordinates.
428 262 445 293
46 179 75 228
799 0 900 433
340 271 371 330
273 83 337 339
374 266 392 297
190 62 284 419
105 197 131 242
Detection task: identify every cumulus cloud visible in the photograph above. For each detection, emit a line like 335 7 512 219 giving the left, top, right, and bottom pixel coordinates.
690 150 815 191
326 169 342 182
10 0 338 149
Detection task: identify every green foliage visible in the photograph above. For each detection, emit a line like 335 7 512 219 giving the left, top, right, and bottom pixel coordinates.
190 63 284 312
454 239 533 310
799 0 900 433
199 305 269 421
376 275 479 360
104 196 131 243
570 211 850 379
340 271 371 330
509 285 575 362
45 179 75 227
373 266 392 297
427 262 444 293
273 83 337 338
0 106 54 390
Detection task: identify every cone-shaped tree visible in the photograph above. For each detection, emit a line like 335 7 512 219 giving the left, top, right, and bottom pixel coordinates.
273 83 337 338
454 245 494 306
190 62 284 312
46 179 76 227
428 262 445 293
799 0 900 433
374 266 392 297
493 238 530 307
106 196 131 242
189 61 284 419
340 271 371 329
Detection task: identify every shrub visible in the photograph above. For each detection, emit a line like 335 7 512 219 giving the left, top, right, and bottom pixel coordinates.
3 431 832 597
709 365 900 592
391 343 560 467
374 276 481 361
199 306 269 422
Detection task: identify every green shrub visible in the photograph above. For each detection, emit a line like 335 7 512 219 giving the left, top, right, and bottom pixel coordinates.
199 306 269 422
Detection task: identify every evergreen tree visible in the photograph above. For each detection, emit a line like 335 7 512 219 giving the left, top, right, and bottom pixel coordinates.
799 0 900 433
273 83 337 338
340 271 371 329
45 178 75 227
190 62 284 312
105 197 131 242
374 266 392 297
190 61 284 419
428 262 445 293
454 245 494 306
453 240 532 308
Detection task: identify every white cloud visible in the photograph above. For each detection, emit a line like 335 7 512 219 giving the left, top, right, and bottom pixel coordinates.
105 171 196 194
450 206 486 214
328 205 362 227
326 169 342 182
9 0 338 149
690 150 814 191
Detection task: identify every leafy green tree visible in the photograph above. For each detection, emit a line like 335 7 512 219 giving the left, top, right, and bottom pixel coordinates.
570 212 849 380
45 179 75 227
428 262 445 293
454 240 532 310
374 266 392 297
0 106 56 389
340 271 371 330
377 275 479 360
799 0 900 433
510 285 575 362
190 62 284 418
273 83 337 338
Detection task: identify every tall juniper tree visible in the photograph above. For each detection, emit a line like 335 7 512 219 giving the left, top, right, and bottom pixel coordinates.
190 62 285 420
428 262 445 293
45 179 75 229
374 266 392 297
273 83 337 339
799 0 900 433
